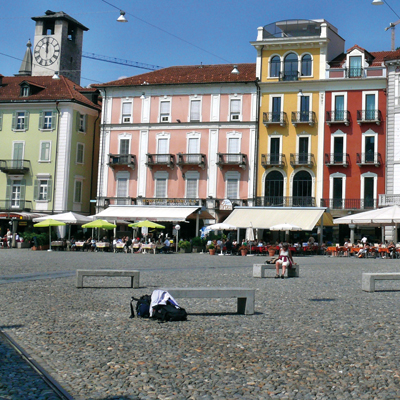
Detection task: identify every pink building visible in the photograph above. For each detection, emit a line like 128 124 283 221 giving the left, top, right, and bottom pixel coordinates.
93 64 257 236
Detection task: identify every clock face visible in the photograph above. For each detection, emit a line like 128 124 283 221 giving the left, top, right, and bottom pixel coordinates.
34 37 60 66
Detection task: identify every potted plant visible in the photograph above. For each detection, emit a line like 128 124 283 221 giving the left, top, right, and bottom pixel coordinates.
208 242 216 255
239 245 248 256
178 240 191 253
191 236 205 253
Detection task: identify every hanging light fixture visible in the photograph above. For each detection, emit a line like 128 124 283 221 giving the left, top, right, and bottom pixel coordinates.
52 71 60 80
140 92 146 100
231 65 240 75
117 10 128 22
372 0 384 5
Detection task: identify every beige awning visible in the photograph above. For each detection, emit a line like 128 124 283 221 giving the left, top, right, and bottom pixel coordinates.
223 207 326 230
94 205 214 222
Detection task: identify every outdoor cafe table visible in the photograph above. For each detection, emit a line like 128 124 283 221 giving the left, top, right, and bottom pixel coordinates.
96 242 110 252
51 241 64 250
141 243 156 254
75 241 85 251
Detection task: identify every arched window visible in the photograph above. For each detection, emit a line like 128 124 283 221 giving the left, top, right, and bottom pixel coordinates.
265 171 284 205
301 54 312 76
292 170 312 206
270 56 280 78
283 53 298 81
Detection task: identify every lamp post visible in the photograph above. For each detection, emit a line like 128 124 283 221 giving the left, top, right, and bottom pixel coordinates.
175 224 180 252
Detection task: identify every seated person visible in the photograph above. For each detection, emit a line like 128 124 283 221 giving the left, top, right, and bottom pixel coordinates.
70 236 76 250
125 236 132 253
275 243 295 279
161 237 171 253
225 238 233 254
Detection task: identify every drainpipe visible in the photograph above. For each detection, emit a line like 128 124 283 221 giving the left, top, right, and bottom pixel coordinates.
254 78 261 206
97 88 107 214
52 101 60 214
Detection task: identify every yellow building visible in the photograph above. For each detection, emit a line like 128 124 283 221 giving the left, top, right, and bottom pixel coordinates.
251 19 345 207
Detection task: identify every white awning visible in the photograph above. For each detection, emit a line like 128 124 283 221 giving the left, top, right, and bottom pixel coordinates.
94 205 214 222
223 207 326 230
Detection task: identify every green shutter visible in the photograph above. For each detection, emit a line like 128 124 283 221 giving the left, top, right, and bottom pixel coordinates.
33 179 39 200
84 114 88 132
52 111 57 131
25 112 29 130
0 112 2 131
38 112 43 130
47 179 52 202
12 112 16 130
76 112 80 131
20 179 26 202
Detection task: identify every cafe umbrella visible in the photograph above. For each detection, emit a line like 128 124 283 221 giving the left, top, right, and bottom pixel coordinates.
33 219 66 251
81 219 117 240
129 220 166 241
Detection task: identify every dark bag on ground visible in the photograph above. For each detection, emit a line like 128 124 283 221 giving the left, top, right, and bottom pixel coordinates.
130 294 151 318
152 301 187 322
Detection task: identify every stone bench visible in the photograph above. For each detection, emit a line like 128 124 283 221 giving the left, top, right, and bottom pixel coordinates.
253 263 299 278
160 287 255 315
362 272 400 292
76 269 140 288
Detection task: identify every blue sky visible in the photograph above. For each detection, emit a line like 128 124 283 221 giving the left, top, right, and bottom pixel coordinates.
0 0 399 86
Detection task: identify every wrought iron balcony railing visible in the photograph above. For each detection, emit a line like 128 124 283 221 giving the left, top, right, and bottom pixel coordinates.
320 198 377 210
0 160 30 174
324 153 349 167
379 194 400 207
108 154 136 169
261 153 286 168
98 197 137 207
356 110 381 125
346 67 364 78
290 153 315 168
255 196 316 207
279 71 299 81
291 111 316 126
216 153 246 169
326 110 350 126
0 200 32 211
137 198 205 206
356 153 381 167
176 153 206 170
146 154 175 170
262 112 287 127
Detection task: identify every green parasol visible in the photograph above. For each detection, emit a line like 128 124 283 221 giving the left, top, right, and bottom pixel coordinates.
33 219 66 251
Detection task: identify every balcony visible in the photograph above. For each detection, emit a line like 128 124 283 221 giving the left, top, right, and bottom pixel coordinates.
137 198 204 206
320 198 377 210
279 71 299 81
291 111 316 127
99 197 137 207
176 153 206 170
108 154 136 169
263 112 287 127
255 196 316 207
0 160 30 174
324 153 349 167
326 110 350 126
261 153 286 168
346 67 364 78
216 153 246 169
0 200 32 211
356 153 381 167
379 194 400 207
356 110 381 125
290 153 315 168
146 154 175 170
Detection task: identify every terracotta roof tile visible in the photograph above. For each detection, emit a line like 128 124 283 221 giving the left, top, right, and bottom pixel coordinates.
93 63 256 88
0 75 100 109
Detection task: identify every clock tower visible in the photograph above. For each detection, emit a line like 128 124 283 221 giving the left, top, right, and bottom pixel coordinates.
31 10 88 85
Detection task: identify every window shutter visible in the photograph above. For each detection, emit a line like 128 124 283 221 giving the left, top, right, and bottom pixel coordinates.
120 139 130 154
228 138 240 153
25 112 29 130
122 102 131 115
190 100 201 121
230 99 240 113
116 177 128 197
33 179 39 200
52 111 57 131
186 178 197 198
76 113 80 131
84 114 88 132
6 179 11 204
12 112 16 130
160 101 170 114
155 178 167 198
39 112 43 130
227 178 238 199
20 179 26 202
0 112 2 131
47 179 52 202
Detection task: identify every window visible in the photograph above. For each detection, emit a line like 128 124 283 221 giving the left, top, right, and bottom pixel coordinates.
40 141 51 162
300 96 310 122
228 137 240 163
226 172 239 199
157 137 169 163
271 96 282 122
333 136 344 163
365 94 376 120
155 172 168 198
349 56 362 77
77 113 87 133
160 100 171 122
119 138 130 154
283 53 298 81
362 130 378 163
270 56 281 78
270 137 281 164
265 171 284 201
6 178 25 209
185 172 199 198
187 137 200 163
34 178 52 201
122 101 132 123
116 174 129 204
190 99 201 122
230 98 241 121
76 143 84 164
11 180 22 208
361 173 377 209
74 180 83 203
13 111 29 131
39 111 55 130
21 86 30 97
332 177 343 208
292 171 312 206
334 95 345 121
298 136 310 164
301 54 312 76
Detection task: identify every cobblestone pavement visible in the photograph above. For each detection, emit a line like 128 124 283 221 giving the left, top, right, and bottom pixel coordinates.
1 249 400 399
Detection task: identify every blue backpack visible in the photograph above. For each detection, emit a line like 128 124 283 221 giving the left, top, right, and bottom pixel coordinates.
129 295 151 318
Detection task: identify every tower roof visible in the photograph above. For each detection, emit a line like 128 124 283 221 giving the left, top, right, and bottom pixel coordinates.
32 10 89 31
17 40 33 76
